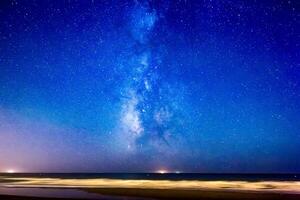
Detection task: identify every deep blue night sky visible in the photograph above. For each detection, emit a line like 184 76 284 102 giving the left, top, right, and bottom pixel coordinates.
0 0 299 173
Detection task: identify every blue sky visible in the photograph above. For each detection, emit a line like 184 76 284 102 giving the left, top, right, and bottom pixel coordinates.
0 0 299 173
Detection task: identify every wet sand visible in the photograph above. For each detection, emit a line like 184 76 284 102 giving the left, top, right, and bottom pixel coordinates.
85 188 300 199
0 187 148 200
1 188 300 200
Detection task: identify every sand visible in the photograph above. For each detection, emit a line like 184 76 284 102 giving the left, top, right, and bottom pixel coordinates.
1 188 300 200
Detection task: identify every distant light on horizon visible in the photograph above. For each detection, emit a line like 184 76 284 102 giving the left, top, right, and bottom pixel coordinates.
6 169 16 173
157 170 167 174
155 169 181 174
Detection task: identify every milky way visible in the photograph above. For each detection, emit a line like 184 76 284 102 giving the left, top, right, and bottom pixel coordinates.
118 2 159 151
109 2 192 170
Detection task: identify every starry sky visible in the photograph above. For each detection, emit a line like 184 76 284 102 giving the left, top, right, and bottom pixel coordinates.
0 0 299 173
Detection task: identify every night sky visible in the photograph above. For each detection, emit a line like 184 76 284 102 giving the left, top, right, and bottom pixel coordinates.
0 0 299 173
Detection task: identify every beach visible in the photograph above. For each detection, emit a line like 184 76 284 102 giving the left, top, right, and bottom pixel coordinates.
1 174 300 199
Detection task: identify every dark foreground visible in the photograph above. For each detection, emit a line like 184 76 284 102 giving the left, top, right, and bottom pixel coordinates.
86 188 300 199
1 188 300 200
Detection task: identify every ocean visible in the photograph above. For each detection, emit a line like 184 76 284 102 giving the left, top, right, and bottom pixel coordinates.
2 173 300 181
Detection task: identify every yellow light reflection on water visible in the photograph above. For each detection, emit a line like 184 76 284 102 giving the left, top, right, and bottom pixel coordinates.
1 176 300 194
